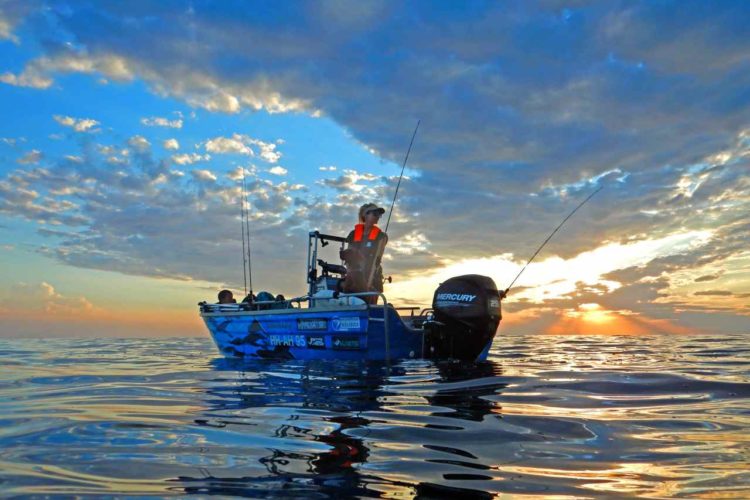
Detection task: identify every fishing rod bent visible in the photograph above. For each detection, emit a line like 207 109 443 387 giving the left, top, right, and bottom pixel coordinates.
385 120 420 233
504 186 603 296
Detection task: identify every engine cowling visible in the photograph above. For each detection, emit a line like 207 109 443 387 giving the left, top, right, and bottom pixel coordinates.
427 274 502 360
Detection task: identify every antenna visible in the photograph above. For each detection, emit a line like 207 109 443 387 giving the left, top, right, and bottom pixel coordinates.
243 172 253 294
239 176 248 295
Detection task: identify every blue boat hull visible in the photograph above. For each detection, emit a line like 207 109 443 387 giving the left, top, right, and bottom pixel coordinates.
201 305 493 362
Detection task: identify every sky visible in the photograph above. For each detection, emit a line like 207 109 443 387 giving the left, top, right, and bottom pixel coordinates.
0 0 748 338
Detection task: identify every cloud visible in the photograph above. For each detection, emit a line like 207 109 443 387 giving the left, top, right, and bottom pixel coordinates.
203 134 282 162
0 3 30 44
0 70 53 88
53 115 100 133
7 52 134 88
163 138 180 150
17 149 42 164
141 116 183 128
2 137 25 146
127 135 150 152
204 134 254 155
694 274 720 282
0 281 94 315
317 169 380 194
171 153 209 165
268 166 287 176
191 169 217 182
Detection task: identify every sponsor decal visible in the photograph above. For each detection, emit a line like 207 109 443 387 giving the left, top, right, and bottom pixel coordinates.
332 336 361 350
331 316 361 331
307 336 326 349
269 334 306 347
297 318 328 331
435 293 476 302
263 320 295 332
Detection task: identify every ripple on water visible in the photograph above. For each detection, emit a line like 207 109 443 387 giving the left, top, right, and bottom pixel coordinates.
0 334 748 497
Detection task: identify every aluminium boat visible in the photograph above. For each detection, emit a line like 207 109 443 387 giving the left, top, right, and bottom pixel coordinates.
199 231 503 362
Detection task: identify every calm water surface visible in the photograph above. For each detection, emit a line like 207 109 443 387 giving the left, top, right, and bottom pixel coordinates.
1 334 749 498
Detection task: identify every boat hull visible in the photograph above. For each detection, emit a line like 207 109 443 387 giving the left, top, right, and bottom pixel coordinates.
201 304 494 362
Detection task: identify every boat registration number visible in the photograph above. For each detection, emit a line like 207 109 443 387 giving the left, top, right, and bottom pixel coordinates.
297 318 328 330
269 334 306 347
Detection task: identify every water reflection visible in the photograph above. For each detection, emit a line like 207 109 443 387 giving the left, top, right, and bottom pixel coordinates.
177 359 505 497
2 335 747 497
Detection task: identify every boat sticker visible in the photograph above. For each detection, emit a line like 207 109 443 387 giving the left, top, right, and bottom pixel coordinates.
264 320 295 332
332 317 361 331
307 336 326 349
269 334 306 347
332 336 361 350
297 318 328 331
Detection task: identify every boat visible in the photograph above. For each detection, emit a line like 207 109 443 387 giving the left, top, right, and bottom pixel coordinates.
199 230 503 362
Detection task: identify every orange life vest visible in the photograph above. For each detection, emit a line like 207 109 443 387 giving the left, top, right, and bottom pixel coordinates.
352 224 381 242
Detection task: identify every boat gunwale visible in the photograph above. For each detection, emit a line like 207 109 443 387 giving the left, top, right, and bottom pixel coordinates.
200 303 374 318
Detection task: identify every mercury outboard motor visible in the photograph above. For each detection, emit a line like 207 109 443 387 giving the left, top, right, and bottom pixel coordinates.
426 275 502 360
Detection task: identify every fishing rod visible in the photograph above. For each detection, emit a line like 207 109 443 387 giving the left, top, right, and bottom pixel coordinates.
239 175 248 296
504 186 603 296
242 172 253 295
385 120 420 233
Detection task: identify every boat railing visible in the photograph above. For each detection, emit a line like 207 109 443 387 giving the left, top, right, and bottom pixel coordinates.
199 297 308 313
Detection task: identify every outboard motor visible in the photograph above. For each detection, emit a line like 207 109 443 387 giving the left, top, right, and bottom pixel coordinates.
426 275 502 360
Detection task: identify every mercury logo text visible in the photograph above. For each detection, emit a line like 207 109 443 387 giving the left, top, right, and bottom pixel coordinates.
436 293 476 302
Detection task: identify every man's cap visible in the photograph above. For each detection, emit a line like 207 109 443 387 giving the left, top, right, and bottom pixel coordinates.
361 203 385 215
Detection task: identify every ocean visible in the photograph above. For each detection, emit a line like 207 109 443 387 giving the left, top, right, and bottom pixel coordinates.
1 334 748 498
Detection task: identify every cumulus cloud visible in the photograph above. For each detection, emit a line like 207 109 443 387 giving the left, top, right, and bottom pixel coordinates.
0 70 53 88
127 135 150 152
0 281 94 315
317 169 380 194
204 134 254 155
0 130 315 292
268 166 287 176
163 138 179 150
7 52 134 88
203 134 282 162
141 116 183 128
191 169 217 182
17 149 42 164
171 153 209 165
53 115 100 133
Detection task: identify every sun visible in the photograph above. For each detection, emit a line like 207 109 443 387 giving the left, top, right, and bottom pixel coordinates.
577 303 614 324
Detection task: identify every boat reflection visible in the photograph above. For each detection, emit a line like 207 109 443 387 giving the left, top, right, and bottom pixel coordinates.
174 358 505 497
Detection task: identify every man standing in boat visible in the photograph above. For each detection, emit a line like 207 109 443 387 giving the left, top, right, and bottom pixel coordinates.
340 203 388 302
